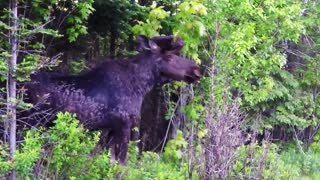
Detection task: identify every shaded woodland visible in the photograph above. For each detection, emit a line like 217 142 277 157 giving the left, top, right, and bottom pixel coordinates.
1 0 320 179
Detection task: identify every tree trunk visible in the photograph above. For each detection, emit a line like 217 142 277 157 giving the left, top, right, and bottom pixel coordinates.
140 87 169 152
7 0 18 179
109 30 117 58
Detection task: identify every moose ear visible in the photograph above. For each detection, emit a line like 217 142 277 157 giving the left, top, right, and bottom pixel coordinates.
136 35 160 52
136 35 150 51
166 37 184 55
148 39 160 52
172 37 184 50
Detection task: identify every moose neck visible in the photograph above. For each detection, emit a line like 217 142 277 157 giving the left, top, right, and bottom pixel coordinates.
129 52 162 97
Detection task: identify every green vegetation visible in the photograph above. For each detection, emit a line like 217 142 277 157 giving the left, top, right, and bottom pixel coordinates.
1 0 320 179
1 112 119 179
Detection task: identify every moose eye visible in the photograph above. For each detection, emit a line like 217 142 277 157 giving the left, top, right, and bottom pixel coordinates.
164 54 174 62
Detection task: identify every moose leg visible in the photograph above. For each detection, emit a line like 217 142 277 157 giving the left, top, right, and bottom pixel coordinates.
118 115 141 164
109 123 131 165
110 141 116 163
109 132 119 163
118 126 131 165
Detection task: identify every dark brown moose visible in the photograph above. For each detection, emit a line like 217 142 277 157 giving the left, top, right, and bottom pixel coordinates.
24 35 201 164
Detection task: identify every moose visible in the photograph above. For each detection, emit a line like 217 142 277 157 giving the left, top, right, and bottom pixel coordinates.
23 35 201 164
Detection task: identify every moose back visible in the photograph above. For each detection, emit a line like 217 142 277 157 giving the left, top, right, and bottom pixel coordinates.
24 35 201 164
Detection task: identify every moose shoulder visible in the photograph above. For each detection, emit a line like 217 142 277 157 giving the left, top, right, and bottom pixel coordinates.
24 35 201 164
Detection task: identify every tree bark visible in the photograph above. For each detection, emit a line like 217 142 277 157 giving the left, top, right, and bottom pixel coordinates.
7 0 18 179
140 87 169 152
109 30 117 58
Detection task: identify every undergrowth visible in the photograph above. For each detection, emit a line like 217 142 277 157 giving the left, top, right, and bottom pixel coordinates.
1 112 320 179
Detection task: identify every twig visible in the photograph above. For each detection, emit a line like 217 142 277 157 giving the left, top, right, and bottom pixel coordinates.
160 95 182 153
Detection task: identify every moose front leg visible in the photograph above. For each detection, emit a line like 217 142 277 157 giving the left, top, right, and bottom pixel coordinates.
109 124 131 165
108 114 137 165
118 129 130 165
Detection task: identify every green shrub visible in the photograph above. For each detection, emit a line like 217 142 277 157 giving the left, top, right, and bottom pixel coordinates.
231 143 293 179
14 129 43 177
5 112 320 179
124 131 190 180
125 151 186 180
280 132 320 179
0 144 12 176
1 112 119 179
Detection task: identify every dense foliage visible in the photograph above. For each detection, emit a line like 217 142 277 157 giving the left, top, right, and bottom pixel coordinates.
0 0 320 179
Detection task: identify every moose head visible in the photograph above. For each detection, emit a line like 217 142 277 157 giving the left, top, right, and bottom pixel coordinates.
136 35 202 84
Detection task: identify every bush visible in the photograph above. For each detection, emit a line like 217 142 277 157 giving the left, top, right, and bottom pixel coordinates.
4 112 320 179
125 151 187 180
124 132 190 180
0 144 12 176
280 133 320 179
1 112 119 179
231 142 293 179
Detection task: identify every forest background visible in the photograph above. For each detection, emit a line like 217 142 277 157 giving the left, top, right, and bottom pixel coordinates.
0 0 320 179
